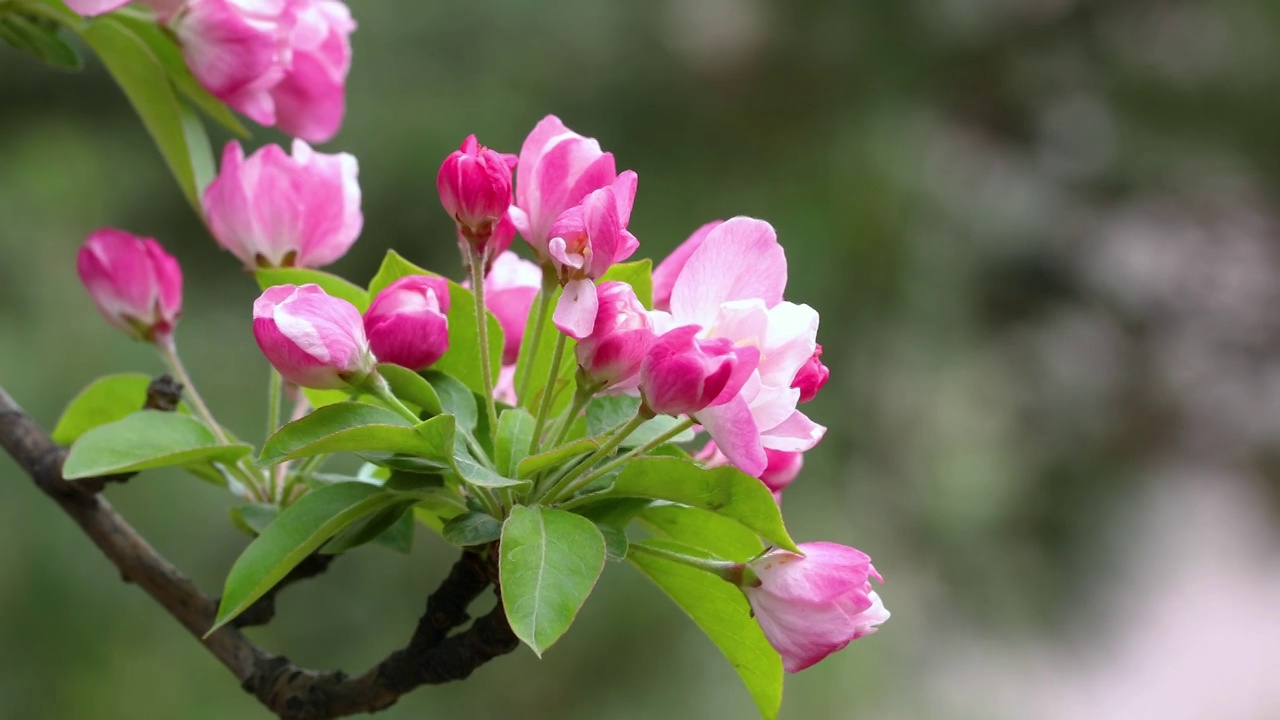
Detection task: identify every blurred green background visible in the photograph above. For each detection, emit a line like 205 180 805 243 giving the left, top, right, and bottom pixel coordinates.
5 0 1280 718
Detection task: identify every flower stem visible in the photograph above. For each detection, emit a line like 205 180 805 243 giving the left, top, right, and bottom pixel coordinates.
557 418 695 501
362 373 422 425
528 332 568 455
516 265 558 406
469 246 501 447
628 543 743 582
539 412 648 503
158 339 231 445
547 384 595 448
266 369 283 437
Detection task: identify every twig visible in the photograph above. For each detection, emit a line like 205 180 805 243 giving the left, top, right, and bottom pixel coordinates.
0 382 518 720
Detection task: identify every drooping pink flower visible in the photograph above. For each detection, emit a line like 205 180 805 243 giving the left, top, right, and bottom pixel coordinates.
483 251 543 365
576 281 655 392
740 542 889 673
172 0 354 143
253 283 373 389
547 172 640 338
697 442 803 502
650 216 826 477
508 115 618 258
65 0 177 18
77 228 183 344
364 276 450 371
438 135 518 253
203 139 362 270
639 326 756 417
792 344 829 402
652 220 722 312
269 0 355 143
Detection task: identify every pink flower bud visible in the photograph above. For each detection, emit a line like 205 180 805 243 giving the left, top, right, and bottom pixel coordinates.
253 283 373 389
652 220 722 312
791 344 830 402
173 0 355 143
77 228 183 344
509 115 619 257
576 282 655 391
483 251 543 365
438 135 518 252
740 542 889 673
203 140 362 270
363 276 451 371
640 326 756 416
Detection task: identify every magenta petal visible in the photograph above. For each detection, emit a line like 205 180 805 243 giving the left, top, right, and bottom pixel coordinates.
553 278 598 339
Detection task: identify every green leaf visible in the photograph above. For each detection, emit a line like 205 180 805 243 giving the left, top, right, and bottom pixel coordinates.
574 497 652 526
513 286 577 413
212 482 399 631
179 99 215 198
372 504 416 553
109 12 250 136
500 505 606 656
594 522 629 561
0 14 81 70
441 511 503 546
302 387 353 409
367 251 503 398
516 437 599 479
323 499 417 555
494 408 535 476
413 415 528 490
599 259 653 309
81 18 204 211
229 503 278 537
639 504 764 560
587 395 695 447
453 443 527 488
63 411 252 479
604 457 796 552
630 539 782 720
258 402 433 465
52 373 187 445
378 364 443 416
256 268 370 312
423 371 477 431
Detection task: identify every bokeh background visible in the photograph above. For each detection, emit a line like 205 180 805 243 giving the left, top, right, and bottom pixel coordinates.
4 0 1280 717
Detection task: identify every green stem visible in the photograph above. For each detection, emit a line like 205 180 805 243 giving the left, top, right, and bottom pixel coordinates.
528 332 568 455
547 383 595 449
266 369 283 437
469 247 501 447
516 266 558 406
537 412 648 503
554 418 695 502
362 373 422 425
627 543 745 583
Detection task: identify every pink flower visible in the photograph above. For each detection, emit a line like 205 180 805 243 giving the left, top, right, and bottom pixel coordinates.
483 251 543 365
792 344 829 402
652 220 722 312
741 542 889 673
509 115 618 258
650 217 826 477
363 276 450 371
172 0 354 143
697 442 803 502
65 0 178 18
253 283 373 389
547 172 640 338
576 282 655 392
494 364 518 406
438 135 518 253
77 228 183 344
203 139 362 270
639 326 756 417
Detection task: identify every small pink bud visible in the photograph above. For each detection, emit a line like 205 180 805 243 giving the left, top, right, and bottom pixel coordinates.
438 135 518 253
483 251 543 365
791 344 829 403
576 282 655 391
363 276 451 371
652 220 722 312
741 542 889 673
640 326 756 416
77 228 183 344
253 283 374 389
203 140 362 271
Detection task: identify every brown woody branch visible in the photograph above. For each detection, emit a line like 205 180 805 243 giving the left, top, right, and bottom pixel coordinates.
0 382 517 719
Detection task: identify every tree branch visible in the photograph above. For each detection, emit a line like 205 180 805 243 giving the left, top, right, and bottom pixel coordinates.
0 382 517 719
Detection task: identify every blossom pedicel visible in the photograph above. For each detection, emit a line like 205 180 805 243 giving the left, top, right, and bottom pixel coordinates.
76 228 183 344
252 283 373 389
364 276 451 371
203 140 362 270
